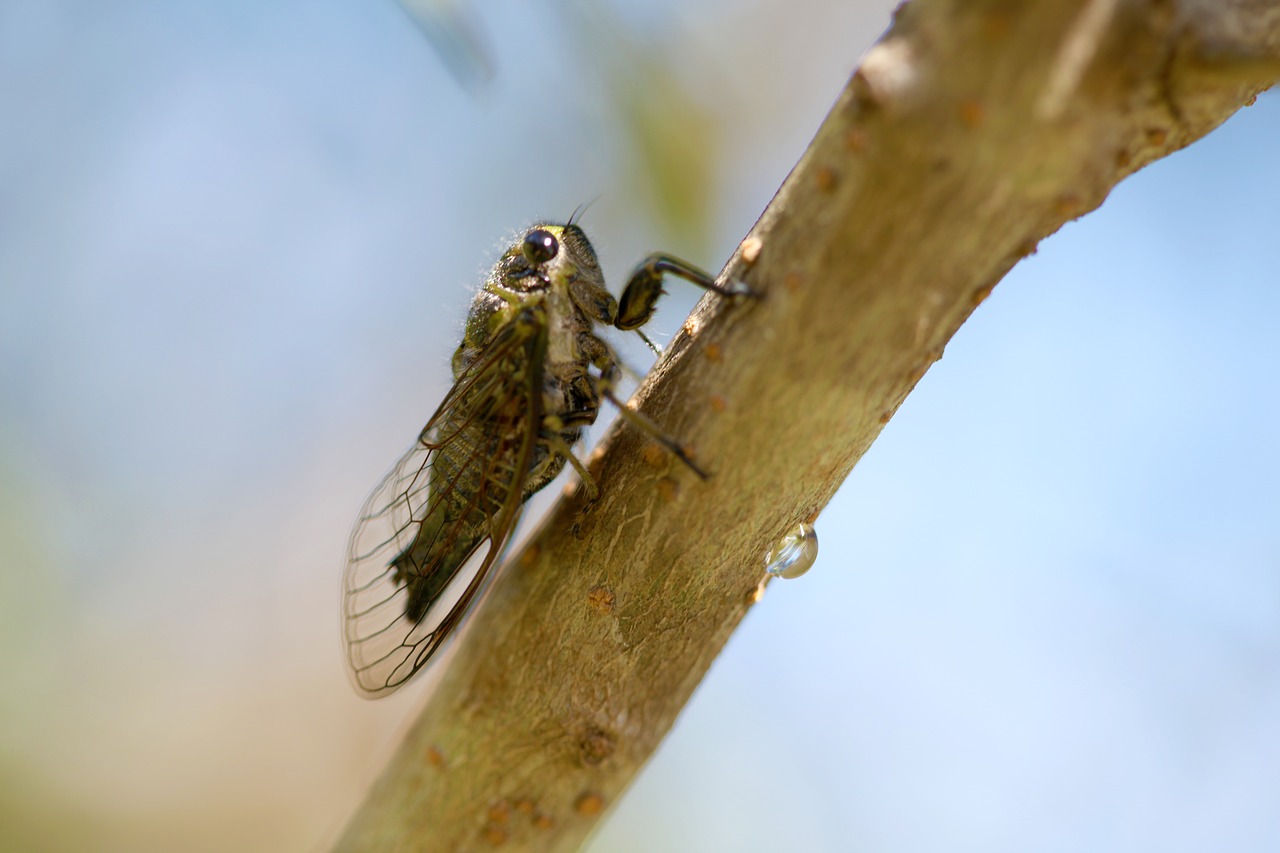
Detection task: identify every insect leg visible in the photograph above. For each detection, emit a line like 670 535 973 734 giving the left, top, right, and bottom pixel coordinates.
601 387 709 480
615 254 753 333
582 332 709 479
544 431 599 500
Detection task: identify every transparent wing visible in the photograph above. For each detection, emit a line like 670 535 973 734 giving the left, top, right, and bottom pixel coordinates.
343 314 545 698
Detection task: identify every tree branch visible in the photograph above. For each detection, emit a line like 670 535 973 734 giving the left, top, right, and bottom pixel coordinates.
337 1 1278 849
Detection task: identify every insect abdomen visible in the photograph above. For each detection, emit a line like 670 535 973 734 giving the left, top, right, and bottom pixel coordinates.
392 416 520 623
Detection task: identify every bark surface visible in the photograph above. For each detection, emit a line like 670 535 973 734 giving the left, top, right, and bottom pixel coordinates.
338 1 1279 849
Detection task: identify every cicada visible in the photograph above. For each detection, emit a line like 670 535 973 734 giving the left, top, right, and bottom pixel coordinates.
342 222 741 697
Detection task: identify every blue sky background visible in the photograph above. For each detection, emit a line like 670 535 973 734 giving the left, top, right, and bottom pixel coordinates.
1 2 1277 851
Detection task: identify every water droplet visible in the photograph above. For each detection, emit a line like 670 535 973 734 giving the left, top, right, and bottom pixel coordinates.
764 522 818 579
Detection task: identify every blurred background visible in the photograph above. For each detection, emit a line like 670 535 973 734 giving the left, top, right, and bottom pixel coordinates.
2 1 1277 851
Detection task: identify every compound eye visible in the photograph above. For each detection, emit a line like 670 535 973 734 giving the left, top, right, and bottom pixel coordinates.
521 229 558 265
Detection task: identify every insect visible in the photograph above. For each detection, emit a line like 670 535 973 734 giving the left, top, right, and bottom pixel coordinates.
342 221 745 697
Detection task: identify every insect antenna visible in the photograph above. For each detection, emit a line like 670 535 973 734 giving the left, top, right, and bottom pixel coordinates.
566 197 599 227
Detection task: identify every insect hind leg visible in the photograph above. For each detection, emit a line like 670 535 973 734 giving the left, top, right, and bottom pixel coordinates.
544 432 599 500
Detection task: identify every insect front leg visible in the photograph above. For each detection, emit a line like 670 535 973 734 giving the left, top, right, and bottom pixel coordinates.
614 255 753 355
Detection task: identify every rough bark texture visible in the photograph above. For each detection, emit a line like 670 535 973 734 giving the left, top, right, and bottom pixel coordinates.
338 1 1279 850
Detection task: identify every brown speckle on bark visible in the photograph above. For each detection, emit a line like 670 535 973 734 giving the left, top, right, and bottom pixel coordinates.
586 586 615 615
578 725 617 766
574 793 605 816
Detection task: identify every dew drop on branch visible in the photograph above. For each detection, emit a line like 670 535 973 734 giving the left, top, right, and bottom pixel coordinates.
763 522 818 580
